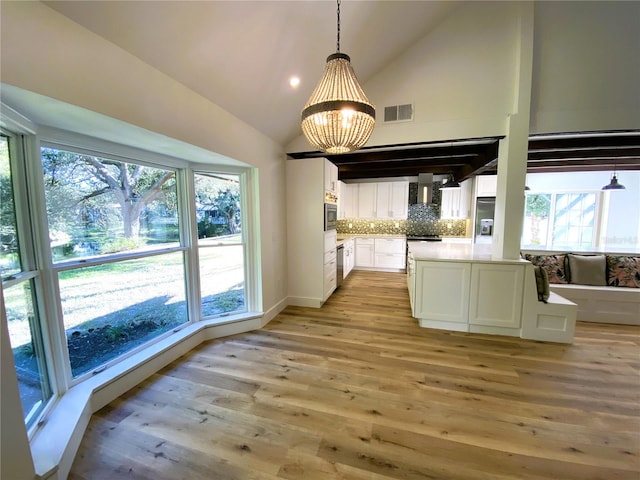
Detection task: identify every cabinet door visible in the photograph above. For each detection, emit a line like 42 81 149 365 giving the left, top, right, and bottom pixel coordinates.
389 182 408 219
343 183 357 219
458 179 472 218
357 184 377 218
476 175 497 197
355 239 374 267
414 261 471 324
324 160 338 194
469 263 524 328
337 181 346 219
440 189 455 219
375 183 392 218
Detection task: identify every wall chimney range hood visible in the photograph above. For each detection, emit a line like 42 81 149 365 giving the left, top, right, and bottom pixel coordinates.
417 173 434 204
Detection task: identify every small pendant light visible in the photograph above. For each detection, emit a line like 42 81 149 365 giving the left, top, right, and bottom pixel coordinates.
602 169 626 190
301 0 375 154
441 174 461 189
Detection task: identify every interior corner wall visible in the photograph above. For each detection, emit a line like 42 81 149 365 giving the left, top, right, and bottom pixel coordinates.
0 1 288 313
530 1 640 133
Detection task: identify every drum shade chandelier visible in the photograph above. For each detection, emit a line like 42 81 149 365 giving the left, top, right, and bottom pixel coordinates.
301 0 375 154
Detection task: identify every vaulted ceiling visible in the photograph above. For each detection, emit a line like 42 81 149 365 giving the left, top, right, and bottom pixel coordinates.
40 1 640 180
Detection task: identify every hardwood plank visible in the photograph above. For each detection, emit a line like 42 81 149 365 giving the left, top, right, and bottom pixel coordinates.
70 270 640 479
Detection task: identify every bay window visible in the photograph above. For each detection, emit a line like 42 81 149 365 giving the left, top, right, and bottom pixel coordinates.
1 126 254 430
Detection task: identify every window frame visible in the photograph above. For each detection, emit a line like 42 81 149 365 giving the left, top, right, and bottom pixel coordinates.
1 126 57 434
1 115 261 431
522 189 605 250
192 170 249 320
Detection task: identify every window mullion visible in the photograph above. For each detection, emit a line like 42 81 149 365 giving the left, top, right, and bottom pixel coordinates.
23 134 73 395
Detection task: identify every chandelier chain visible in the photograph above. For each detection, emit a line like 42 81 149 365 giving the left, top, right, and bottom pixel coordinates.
336 0 341 52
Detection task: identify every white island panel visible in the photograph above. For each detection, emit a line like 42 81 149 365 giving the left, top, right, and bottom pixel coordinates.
415 261 471 331
469 263 524 335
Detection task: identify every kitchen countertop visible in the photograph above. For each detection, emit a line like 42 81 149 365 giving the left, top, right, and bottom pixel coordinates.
408 241 528 264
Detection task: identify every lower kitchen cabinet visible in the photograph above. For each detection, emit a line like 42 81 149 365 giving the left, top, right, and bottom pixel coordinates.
323 230 337 300
343 239 355 278
354 237 406 271
355 238 374 267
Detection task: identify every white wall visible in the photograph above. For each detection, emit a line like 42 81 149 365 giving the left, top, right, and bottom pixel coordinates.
1 2 288 477
530 1 640 133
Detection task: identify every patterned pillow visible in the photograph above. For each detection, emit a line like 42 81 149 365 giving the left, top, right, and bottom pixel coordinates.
524 254 568 284
606 256 640 288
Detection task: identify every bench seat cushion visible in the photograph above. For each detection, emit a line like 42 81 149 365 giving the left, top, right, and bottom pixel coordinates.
525 254 568 284
606 255 640 288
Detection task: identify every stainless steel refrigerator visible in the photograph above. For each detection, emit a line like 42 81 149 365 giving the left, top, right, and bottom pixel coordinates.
475 197 496 243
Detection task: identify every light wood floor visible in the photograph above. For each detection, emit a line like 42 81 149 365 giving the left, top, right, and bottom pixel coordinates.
69 270 640 480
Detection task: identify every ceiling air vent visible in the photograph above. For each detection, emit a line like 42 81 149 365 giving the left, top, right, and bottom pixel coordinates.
384 104 414 123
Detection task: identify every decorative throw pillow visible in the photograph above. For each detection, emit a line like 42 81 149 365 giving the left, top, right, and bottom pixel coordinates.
606 255 640 288
567 253 606 286
524 254 568 284
533 266 550 303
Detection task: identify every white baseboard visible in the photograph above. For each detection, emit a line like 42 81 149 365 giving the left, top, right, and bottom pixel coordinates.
287 296 323 308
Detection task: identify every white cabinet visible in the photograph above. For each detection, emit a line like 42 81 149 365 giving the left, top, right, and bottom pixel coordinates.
441 179 472 219
376 182 408 219
287 157 338 308
469 263 524 329
323 230 337 300
357 183 377 218
475 175 497 197
374 238 406 269
355 237 406 270
338 182 357 219
356 181 408 219
407 252 416 310
343 239 355 279
355 238 375 267
413 261 471 330
324 160 338 195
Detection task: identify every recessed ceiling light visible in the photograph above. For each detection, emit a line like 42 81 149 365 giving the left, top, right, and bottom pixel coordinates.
289 76 300 88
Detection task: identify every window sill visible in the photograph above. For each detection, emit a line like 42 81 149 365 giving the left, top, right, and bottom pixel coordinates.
31 312 264 480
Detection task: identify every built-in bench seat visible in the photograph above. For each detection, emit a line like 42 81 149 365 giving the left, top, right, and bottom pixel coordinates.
523 250 639 326
549 283 640 325
522 263 577 343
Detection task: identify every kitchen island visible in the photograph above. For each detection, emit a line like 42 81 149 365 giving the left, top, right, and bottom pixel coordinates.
407 241 577 343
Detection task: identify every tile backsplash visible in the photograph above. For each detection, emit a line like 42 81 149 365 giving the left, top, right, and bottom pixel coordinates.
337 216 468 237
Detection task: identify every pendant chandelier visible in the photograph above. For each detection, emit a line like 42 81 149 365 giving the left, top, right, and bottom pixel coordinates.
301 0 375 154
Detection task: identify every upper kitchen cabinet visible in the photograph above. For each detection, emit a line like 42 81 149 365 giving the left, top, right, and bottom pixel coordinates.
441 179 472 219
475 175 497 197
357 183 377 218
324 160 338 197
357 181 409 219
338 182 357 219
376 182 409 219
